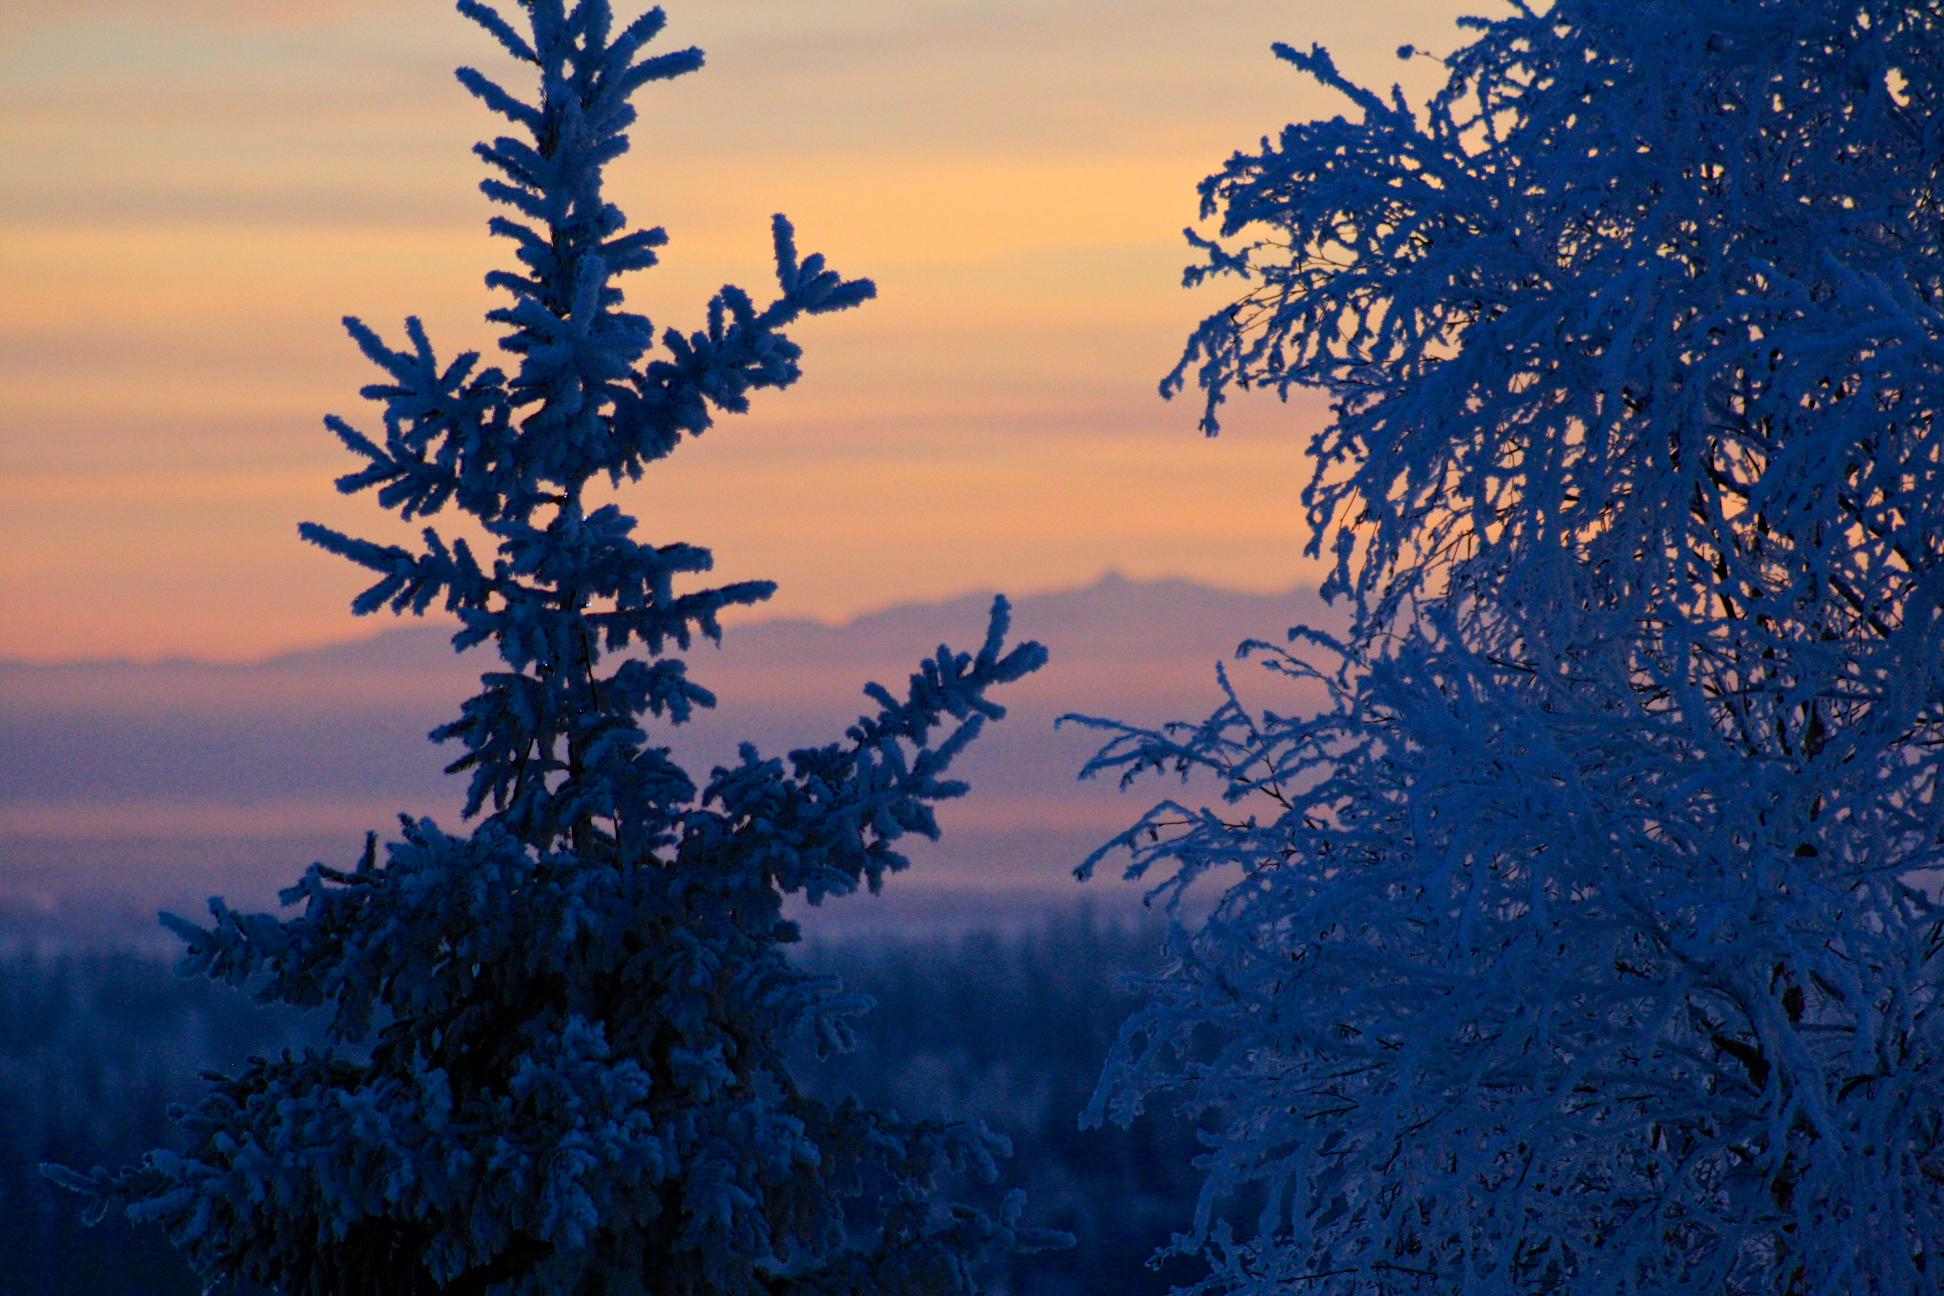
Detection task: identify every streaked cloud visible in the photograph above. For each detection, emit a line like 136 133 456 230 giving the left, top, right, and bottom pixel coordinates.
1 0 397 33
2 0 1474 661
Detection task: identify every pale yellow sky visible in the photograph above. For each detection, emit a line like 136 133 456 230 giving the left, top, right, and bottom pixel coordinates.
1 0 1472 662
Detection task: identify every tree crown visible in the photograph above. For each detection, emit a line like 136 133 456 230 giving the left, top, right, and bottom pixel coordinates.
47 5 1058 1293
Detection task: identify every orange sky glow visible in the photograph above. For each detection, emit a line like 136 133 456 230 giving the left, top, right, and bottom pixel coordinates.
2 0 1469 662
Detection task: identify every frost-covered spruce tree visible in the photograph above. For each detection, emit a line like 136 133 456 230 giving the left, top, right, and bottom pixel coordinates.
44 3 1059 1293
1075 2 1944 1292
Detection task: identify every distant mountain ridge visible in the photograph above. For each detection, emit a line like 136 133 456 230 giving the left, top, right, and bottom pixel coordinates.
2 570 1334 669
0 574 1342 938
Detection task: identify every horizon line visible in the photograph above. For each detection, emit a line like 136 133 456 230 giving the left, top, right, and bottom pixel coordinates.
2 569 1326 671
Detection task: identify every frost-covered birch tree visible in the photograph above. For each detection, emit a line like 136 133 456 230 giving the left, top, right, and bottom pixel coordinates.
45 3 1061 1293
1075 2 1944 1292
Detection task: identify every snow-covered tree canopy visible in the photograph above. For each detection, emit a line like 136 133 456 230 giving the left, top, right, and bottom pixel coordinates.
1079 2 1944 1292
46 3 1060 1294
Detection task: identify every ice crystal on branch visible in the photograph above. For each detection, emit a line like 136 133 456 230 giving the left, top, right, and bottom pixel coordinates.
1081 2 1944 1292
45 3 1061 1293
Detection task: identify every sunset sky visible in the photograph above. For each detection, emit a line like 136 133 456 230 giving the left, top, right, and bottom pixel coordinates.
3 0 1468 664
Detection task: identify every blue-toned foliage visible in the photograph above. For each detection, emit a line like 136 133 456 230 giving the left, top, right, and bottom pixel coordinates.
1082 2 1944 1293
45 3 1059 1293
